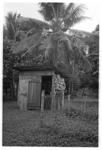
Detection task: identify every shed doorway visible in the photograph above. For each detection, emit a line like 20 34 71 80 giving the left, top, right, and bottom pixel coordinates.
41 76 52 110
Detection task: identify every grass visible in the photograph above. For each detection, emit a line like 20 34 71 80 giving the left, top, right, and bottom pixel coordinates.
3 97 98 147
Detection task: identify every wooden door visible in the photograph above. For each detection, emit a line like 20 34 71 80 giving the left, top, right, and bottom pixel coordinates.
28 78 41 109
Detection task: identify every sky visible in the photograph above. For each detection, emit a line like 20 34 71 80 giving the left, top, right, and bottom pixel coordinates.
3 2 100 32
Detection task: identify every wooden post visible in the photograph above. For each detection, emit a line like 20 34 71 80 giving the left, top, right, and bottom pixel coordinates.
57 94 61 111
68 94 71 112
41 90 45 112
62 90 64 110
51 74 55 111
67 82 71 112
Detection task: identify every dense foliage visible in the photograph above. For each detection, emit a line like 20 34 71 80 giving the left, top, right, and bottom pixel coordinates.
3 4 99 100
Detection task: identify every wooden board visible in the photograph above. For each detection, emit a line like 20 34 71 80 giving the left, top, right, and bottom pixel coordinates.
28 79 41 109
20 71 54 80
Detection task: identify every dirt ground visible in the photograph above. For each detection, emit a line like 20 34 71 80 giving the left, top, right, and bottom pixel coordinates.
3 98 98 147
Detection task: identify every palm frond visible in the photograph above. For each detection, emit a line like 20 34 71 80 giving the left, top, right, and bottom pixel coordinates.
54 62 73 78
69 16 88 28
57 34 73 64
5 12 21 40
12 31 42 54
64 3 75 16
43 32 74 71
57 3 65 18
39 3 65 21
80 54 91 72
39 3 54 21
69 35 92 72
64 4 88 29
42 33 58 63
6 23 15 39
73 46 91 72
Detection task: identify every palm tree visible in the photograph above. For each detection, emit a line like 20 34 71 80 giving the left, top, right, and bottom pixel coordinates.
39 3 88 32
14 3 91 76
39 3 91 71
5 12 20 40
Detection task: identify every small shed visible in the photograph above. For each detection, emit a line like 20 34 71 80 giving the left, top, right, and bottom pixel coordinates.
15 64 56 111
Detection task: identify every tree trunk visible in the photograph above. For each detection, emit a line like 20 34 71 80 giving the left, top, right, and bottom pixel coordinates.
41 90 45 112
